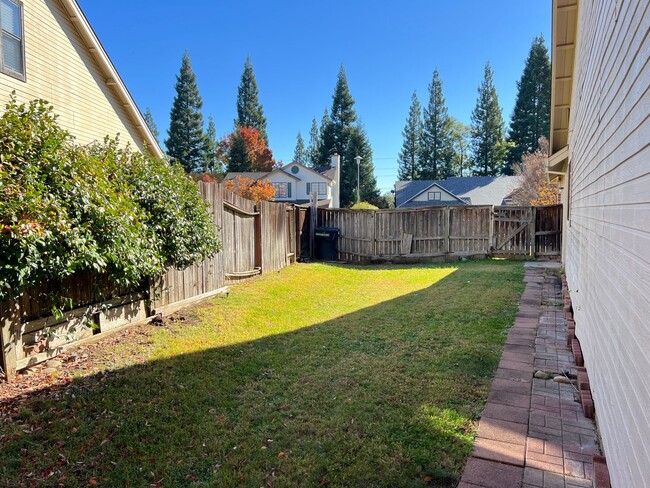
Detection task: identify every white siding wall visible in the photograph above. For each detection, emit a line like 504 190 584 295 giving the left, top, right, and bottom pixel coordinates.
267 164 332 202
410 185 459 203
265 173 299 201
565 2 650 487
0 0 144 150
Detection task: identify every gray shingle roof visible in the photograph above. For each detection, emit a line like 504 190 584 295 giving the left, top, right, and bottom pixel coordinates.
224 172 269 181
396 176 519 207
399 200 467 208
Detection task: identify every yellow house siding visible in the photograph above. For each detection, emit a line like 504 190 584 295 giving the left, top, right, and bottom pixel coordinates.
564 1 650 487
0 0 146 150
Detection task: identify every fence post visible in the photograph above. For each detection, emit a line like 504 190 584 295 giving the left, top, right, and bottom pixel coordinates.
254 203 263 272
310 192 318 259
372 210 378 258
1 299 20 381
530 206 537 257
488 205 495 255
444 207 451 253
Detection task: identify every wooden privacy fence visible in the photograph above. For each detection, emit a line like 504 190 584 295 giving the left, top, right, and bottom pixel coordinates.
1 182 298 381
318 204 562 262
152 183 297 311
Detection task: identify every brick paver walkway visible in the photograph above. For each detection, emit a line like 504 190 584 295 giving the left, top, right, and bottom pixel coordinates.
459 263 601 488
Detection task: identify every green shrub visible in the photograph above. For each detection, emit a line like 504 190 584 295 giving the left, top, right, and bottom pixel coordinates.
0 96 220 301
350 201 379 210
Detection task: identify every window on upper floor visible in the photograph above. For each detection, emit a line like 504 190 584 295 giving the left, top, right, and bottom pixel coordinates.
307 182 327 196
428 191 441 201
0 0 25 81
271 182 291 198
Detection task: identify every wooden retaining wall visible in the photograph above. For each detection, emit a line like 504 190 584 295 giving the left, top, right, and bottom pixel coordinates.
1 182 297 380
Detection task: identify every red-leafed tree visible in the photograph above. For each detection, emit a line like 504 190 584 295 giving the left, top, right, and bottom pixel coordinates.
220 127 275 172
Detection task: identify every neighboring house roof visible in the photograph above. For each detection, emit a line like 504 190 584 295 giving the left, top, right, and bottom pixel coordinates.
266 167 301 181
396 176 519 207
313 165 337 180
399 200 468 208
225 163 334 183
286 162 334 182
224 172 269 181
59 1 164 158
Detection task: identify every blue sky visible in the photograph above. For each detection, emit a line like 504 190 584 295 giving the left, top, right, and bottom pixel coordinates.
79 0 551 193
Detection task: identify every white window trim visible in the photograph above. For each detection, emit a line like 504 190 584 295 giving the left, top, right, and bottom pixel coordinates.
271 182 292 199
0 0 26 82
307 182 327 197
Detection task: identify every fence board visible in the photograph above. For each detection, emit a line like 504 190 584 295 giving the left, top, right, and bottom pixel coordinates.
318 204 561 262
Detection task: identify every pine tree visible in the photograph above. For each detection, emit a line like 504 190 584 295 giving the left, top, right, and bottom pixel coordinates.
293 132 306 164
506 36 551 172
306 118 320 168
319 66 357 166
235 57 268 143
397 91 422 180
318 66 379 206
470 63 507 176
143 107 159 140
318 108 331 164
227 131 249 172
204 115 219 173
165 52 208 173
343 126 380 206
320 66 379 206
420 70 454 180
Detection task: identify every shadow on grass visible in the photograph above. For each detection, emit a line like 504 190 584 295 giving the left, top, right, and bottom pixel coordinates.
0 262 525 487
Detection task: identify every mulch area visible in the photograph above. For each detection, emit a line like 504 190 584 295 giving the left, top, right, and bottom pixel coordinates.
0 325 156 407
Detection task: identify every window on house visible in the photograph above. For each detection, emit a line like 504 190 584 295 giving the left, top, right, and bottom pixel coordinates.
271 182 291 198
428 191 441 201
306 182 327 196
0 0 25 81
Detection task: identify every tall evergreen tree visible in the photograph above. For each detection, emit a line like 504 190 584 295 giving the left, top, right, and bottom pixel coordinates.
397 91 422 180
204 115 219 173
420 70 454 179
470 63 507 176
318 66 379 206
293 132 306 164
165 51 208 173
319 66 357 166
143 107 159 140
235 57 268 143
318 108 331 163
506 36 551 171
227 131 249 172
343 126 380 206
306 117 320 167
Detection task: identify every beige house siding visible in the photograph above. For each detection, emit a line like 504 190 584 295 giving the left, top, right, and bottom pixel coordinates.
563 1 650 487
0 0 151 152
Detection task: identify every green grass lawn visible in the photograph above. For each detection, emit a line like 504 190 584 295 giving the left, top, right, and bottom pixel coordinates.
0 260 524 487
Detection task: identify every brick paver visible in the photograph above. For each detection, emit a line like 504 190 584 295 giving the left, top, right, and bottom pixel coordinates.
459 263 601 488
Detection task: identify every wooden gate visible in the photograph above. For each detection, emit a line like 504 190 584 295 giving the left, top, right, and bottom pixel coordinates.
492 205 562 257
492 206 535 255
222 192 260 278
534 204 563 256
